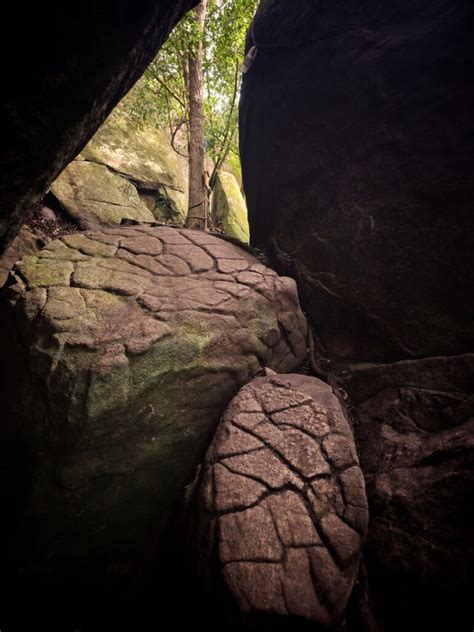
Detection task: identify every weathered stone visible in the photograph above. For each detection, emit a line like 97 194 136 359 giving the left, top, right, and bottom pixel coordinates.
0 227 307 590
240 0 474 363
187 374 367 627
0 225 47 286
50 161 155 229
78 109 188 223
40 206 56 221
0 0 198 255
344 354 474 630
211 170 249 243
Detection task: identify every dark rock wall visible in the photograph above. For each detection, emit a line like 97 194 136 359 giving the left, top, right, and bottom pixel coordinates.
344 354 474 630
240 0 474 362
0 0 197 256
240 1 474 629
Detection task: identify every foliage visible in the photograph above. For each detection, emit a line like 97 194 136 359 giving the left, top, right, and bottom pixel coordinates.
120 0 258 183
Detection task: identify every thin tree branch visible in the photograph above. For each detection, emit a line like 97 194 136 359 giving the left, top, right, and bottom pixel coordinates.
150 70 186 109
171 120 189 159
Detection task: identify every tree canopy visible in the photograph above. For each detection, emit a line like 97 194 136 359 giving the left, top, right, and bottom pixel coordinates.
121 0 258 184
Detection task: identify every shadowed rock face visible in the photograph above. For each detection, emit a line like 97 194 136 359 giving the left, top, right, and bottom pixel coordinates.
0 0 198 255
188 374 367 627
239 2 474 627
240 0 474 362
344 354 474 631
0 227 307 589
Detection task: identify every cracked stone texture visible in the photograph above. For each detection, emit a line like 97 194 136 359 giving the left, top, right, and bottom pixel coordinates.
188 373 367 626
240 0 474 362
50 160 156 229
344 354 474 630
0 225 48 287
0 226 307 586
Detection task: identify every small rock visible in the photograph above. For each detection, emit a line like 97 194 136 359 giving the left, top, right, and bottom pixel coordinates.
40 205 56 221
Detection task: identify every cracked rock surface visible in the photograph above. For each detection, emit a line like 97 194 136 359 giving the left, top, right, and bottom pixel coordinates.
188 373 367 626
0 226 307 585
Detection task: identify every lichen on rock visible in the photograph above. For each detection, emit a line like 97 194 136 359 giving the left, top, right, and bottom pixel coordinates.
211 171 250 243
0 225 48 287
1 226 308 585
50 160 155 229
77 109 188 224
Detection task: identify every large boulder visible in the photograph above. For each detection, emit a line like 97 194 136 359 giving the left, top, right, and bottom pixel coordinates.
344 354 474 630
0 0 197 255
50 160 156 228
211 170 249 243
0 226 307 591
240 0 474 363
77 109 188 223
187 373 368 627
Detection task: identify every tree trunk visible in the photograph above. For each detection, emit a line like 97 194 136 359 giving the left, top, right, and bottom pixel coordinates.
186 0 207 230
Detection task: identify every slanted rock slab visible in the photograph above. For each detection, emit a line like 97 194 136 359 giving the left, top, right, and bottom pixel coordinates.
50 160 155 229
0 226 307 588
78 109 188 224
187 373 368 627
211 170 250 243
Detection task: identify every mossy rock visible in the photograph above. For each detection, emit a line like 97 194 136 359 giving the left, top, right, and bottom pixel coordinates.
1 226 307 587
78 110 188 223
50 161 155 229
211 170 250 243
0 225 48 286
